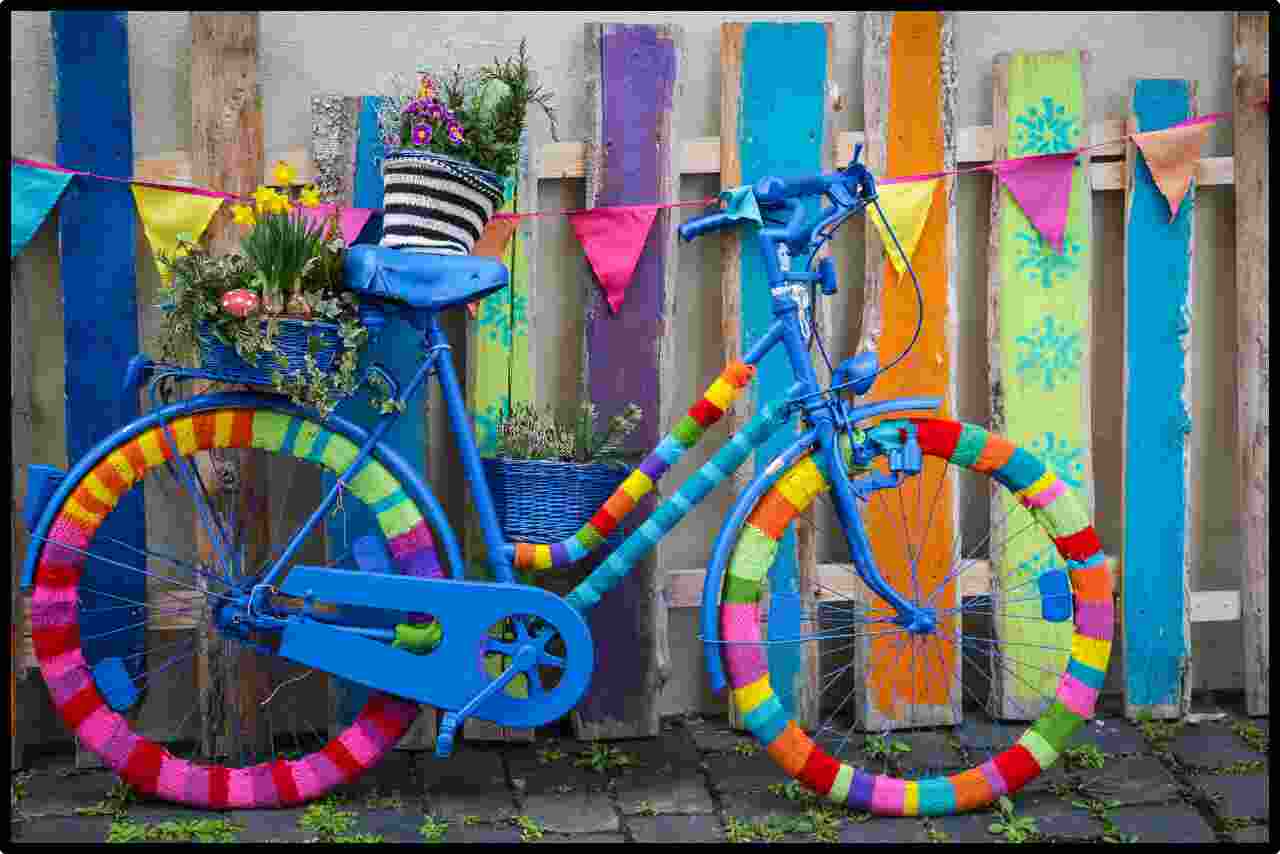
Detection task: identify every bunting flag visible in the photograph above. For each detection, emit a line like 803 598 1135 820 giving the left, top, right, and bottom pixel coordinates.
867 178 940 278
11 162 75 258
130 185 224 279
296 203 377 246
465 217 520 317
1130 114 1216 222
568 205 659 313
990 151 1077 254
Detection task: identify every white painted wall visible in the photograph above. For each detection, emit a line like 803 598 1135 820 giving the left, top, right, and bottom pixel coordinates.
11 12 1246 738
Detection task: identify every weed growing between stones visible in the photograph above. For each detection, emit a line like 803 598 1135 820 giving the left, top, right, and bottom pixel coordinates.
732 740 759 757
107 817 242 843
1062 743 1108 770
298 795 380 842
74 780 138 818
573 742 639 773
418 815 449 842
1230 720 1268 754
987 796 1039 843
864 734 912 761
512 814 544 841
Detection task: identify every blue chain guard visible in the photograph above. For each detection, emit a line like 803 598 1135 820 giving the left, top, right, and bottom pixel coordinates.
276 568 593 729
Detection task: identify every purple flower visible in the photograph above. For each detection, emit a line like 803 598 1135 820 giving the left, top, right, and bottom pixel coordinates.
412 123 432 146
427 101 447 122
447 121 464 144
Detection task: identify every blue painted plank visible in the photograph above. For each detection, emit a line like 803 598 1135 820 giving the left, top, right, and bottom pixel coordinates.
327 96 430 728
1123 79 1195 711
737 21 829 721
51 10 145 679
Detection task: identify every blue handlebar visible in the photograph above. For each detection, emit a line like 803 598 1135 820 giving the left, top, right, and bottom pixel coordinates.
678 211 733 242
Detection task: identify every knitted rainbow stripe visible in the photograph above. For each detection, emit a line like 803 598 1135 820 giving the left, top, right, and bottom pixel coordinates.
718 418 1111 816
31 408 432 808
513 360 755 573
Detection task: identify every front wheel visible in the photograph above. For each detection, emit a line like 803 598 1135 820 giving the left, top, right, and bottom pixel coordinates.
715 418 1111 816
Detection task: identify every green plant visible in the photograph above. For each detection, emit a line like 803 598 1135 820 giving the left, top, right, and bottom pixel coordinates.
512 814 544 842
926 824 951 842
106 819 148 843
237 183 331 313
537 745 566 765
334 832 385 843
376 39 557 182
1134 710 1182 753
1072 796 1139 843
75 780 138 818
419 815 450 842
572 741 640 773
769 780 818 804
805 806 843 843
635 800 658 817
299 796 359 839
495 401 644 467
987 796 1039 843
1062 743 1108 770
723 815 756 843
1214 759 1266 775
363 790 404 810
733 740 759 756
1231 720 1268 754
462 815 482 826
107 817 241 843
864 734 912 761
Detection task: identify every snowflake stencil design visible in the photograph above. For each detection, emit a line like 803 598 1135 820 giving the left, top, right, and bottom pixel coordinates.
471 398 507 455
1015 315 1082 392
1012 96 1081 155
1014 228 1083 287
1004 544 1066 590
477 292 528 349
1030 432 1086 488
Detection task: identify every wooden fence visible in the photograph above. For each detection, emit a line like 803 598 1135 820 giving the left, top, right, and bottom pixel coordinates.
11 12 1268 769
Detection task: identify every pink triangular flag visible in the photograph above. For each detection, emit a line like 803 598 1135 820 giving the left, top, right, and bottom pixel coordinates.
1131 117 1215 222
296 203 375 245
991 151 1077 254
567 206 659 313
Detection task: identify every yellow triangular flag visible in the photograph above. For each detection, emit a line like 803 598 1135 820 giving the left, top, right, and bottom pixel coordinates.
130 185 224 280
867 178 940 278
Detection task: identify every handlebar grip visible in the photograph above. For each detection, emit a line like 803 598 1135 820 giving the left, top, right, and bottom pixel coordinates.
678 211 733 242
753 174 842 205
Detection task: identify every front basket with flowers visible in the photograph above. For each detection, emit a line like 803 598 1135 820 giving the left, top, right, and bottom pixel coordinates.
154 162 386 418
375 38 557 255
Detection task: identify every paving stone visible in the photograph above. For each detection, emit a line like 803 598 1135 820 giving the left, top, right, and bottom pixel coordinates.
889 730 968 774
1016 795 1101 841
504 739 623 833
15 768 123 816
719 786 820 822
628 813 725 843
329 750 419 800
1169 724 1267 768
444 820 526 842
1231 824 1269 844
838 815 931 843
1193 772 1268 820
518 789 620 835
1016 758 1075 795
1073 755 1181 805
536 831 627 843
1104 804 1216 844
419 746 516 822
354 808 437 842
10 813 114 843
612 732 715 815
929 808 1001 843
1067 717 1148 755
702 747 788 795
226 807 315 842
685 718 749 755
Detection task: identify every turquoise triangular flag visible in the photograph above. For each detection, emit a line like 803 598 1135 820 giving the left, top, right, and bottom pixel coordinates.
11 162 75 258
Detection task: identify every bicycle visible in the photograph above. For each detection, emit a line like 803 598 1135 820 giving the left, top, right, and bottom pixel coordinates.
20 145 1111 815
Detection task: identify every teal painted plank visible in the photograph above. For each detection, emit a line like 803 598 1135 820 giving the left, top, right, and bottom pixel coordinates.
737 21 829 721
1123 79 1195 713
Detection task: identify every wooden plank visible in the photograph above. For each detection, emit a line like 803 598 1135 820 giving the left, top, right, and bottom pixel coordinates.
570 22 681 741
189 11 273 761
320 95 437 748
1233 12 1269 718
987 49 1095 722
853 11 960 732
51 10 146 768
720 21 829 732
1122 79 1198 721
12 254 35 770
463 116 538 745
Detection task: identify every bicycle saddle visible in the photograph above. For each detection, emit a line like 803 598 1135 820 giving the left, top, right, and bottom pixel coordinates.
344 244 509 312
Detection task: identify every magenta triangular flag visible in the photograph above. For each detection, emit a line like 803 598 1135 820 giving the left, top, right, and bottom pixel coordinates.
991 152 1077 254
568 206 659 313
297 203 375 246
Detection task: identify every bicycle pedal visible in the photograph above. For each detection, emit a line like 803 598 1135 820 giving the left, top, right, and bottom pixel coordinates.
435 711 461 759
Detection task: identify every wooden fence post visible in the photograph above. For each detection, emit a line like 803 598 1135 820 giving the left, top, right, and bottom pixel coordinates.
1232 11 1269 718
51 10 147 767
720 21 831 733
987 49 1095 721
1121 78 1199 720
853 10 960 731
571 22 681 741
12 257 35 770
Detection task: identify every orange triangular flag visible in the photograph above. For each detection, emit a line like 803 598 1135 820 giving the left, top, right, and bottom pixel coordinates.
1131 117 1215 222
568 206 659 314
466 217 519 317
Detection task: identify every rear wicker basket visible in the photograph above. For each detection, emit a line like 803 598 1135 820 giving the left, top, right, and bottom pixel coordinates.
482 457 629 546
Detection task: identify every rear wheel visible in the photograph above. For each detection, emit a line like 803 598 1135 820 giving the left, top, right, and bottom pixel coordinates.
30 398 447 807
716 418 1111 815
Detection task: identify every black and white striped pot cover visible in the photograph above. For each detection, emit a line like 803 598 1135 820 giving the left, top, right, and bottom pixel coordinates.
380 150 505 255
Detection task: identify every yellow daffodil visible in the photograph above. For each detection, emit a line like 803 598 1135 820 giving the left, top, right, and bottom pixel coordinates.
231 203 256 226
272 160 296 186
267 193 293 215
298 185 322 208
252 185 278 213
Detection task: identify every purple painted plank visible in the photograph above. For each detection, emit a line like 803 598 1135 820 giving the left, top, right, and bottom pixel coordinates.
578 23 678 735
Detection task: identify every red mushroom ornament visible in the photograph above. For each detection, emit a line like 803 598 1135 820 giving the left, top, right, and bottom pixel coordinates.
221 288 259 318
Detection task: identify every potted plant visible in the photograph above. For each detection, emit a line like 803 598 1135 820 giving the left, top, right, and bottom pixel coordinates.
153 164 382 418
484 401 643 546
375 38 557 255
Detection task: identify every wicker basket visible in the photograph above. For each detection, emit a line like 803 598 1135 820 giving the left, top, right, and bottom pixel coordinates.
483 457 630 546
197 317 344 386
380 149 505 255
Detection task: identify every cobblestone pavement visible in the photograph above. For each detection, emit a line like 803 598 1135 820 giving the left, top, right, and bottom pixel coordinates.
9 694 1268 844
